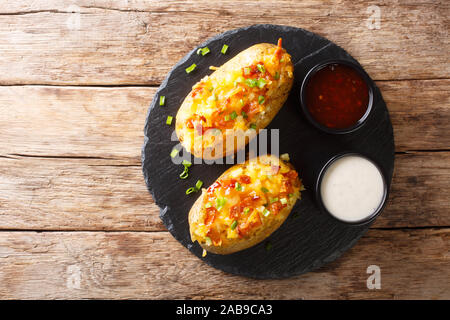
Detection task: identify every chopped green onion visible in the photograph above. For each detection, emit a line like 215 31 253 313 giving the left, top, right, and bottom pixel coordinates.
185 63 197 73
258 95 265 104
221 44 229 54
186 187 196 195
230 220 238 230
224 115 230 121
261 187 269 193
235 182 242 191
280 198 288 205
243 207 250 215
234 76 244 87
263 208 270 216
208 86 214 92
265 241 273 251
241 110 248 119
280 58 285 63
205 236 212 246
179 167 189 179
170 148 179 158
182 160 192 167
216 197 227 211
197 46 210 56
257 78 267 88
159 95 166 106
230 111 237 120
270 197 279 204
239 99 245 107
257 64 265 73
250 123 257 130
244 67 251 75
288 193 293 198
245 78 257 87
166 115 173 125
205 202 212 208
274 72 280 80
195 180 203 190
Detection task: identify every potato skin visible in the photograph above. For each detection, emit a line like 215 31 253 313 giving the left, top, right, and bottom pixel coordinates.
176 42 294 160
189 154 301 255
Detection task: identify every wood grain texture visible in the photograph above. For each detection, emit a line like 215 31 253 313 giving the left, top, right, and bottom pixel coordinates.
0 81 448 161
0 229 448 299
0 152 448 231
0 0 448 85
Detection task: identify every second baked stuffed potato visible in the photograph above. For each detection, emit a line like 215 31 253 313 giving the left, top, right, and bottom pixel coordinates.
189 154 302 255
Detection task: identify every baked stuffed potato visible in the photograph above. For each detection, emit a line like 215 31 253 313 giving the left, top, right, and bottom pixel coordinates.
189 154 302 255
176 39 294 160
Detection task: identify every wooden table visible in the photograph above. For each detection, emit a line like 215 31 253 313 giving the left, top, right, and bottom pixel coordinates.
0 1 448 300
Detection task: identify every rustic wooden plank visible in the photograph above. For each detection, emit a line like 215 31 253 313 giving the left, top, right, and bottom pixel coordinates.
0 152 448 231
0 81 448 160
0 229 448 299
0 1 448 85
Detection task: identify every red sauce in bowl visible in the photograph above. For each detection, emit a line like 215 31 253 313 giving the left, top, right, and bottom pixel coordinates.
304 63 369 130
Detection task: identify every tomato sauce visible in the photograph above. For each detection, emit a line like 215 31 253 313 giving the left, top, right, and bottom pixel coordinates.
304 63 369 130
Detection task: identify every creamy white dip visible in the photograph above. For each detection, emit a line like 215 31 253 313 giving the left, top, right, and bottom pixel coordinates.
320 155 385 223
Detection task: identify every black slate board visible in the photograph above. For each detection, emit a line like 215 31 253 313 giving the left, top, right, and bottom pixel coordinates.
142 24 395 279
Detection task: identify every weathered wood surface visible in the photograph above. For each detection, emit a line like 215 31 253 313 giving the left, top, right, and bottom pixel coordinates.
0 81 448 159
0 1 448 85
0 229 448 299
0 152 448 231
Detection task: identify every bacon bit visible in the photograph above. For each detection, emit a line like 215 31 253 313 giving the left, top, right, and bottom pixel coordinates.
207 181 222 194
191 85 204 98
275 38 283 59
238 213 262 237
204 207 217 226
239 175 251 184
229 204 242 219
280 179 293 194
269 201 284 215
242 101 260 118
207 228 222 246
271 165 280 174
282 170 298 179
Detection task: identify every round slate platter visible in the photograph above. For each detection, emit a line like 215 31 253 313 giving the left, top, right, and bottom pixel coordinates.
142 24 394 279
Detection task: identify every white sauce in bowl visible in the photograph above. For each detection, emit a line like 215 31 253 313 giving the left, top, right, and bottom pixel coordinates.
320 155 385 223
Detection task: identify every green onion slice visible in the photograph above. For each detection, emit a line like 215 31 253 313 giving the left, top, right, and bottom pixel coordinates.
186 187 196 195
261 187 269 193
185 63 197 73
221 44 229 54
216 197 227 211
205 236 212 246
230 111 237 120
166 115 173 125
258 95 265 104
159 96 166 106
170 148 179 158
263 208 270 216
205 202 212 208
274 72 280 80
182 160 192 167
195 180 203 190
230 220 238 230
235 182 242 191
270 197 279 204
257 64 265 73
243 207 250 215
245 78 257 87
179 167 189 179
250 123 257 130
241 110 248 118
280 198 288 205
257 78 267 88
